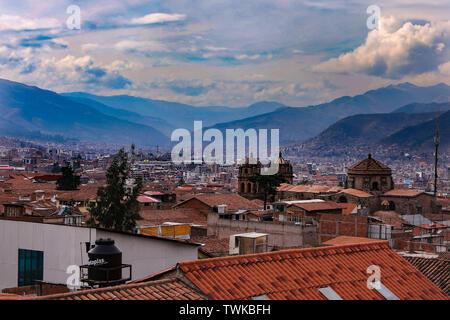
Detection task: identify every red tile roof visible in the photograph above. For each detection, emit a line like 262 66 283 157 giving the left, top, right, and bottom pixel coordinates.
336 203 358 215
57 185 100 201
191 236 230 256
177 241 447 300
290 201 342 212
175 193 261 211
402 256 449 295
137 208 207 226
373 211 407 229
30 278 207 300
348 155 391 175
339 188 373 198
382 189 423 197
322 236 383 246
137 195 160 203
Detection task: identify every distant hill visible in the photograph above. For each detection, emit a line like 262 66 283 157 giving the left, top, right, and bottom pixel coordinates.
392 101 450 114
62 92 285 129
210 82 450 143
303 112 440 149
0 79 168 146
61 95 175 136
381 110 450 150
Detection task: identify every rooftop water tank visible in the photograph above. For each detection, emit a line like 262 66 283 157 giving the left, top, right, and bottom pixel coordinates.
87 238 122 284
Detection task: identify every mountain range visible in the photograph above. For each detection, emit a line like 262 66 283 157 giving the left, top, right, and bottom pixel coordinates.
61 92 285 129
0 78 449 151
0 79 168 146
209 83 450 143
299 101 449 155
0 79 283 147
382 109 450 150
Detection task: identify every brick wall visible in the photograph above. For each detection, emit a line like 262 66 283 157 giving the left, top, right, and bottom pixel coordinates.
207 212 318 249
319 214 368 243
176 198 211 211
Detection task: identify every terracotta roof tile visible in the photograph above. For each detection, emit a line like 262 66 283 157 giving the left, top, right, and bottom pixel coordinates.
382 189 423 197
322 236 384 246
336 203 358 215
30 278 207 300
348 155 391 175
338 188 373 198
373 211 407 229
175 193 261 211
178 241 447 300
137 208 207 226
403 256 449 295
290 201 342 212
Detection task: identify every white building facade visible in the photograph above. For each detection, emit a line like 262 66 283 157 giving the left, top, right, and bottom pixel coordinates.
0 219 199 290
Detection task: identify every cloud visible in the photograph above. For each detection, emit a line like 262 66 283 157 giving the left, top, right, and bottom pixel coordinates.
0 14 60 31
314 17 450 79
81 43 100 53
235 54 261 60
204 46 228 52
438 61 450 75
131 13 186 25
166 80 216 96
41 55 132 89
114 40 167 54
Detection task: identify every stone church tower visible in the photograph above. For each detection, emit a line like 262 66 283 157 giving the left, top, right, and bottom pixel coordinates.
238 152 293 200
345 154 394 195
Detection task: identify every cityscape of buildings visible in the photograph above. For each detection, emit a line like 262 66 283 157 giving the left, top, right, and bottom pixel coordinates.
0 0 448 310
0 140 448 301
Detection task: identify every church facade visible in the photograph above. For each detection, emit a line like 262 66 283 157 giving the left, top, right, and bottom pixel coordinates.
345 153 394 194
238 152 293 200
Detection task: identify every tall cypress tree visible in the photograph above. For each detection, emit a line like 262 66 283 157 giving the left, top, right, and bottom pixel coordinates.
88 148 142 232
56 165 80 190
248 174 285 210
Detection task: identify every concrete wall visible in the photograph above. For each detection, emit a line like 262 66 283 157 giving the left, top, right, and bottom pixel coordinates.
0 219 198 290
207 213 317 249
97 229 198 282
0 219 91 290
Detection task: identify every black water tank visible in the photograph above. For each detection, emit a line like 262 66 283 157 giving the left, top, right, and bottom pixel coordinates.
87 238 122 283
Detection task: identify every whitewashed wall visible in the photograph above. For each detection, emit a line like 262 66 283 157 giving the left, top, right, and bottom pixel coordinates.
0 220 198 290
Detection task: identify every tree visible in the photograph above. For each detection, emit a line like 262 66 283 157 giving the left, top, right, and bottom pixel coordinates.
56 165 80 190
248 174 285 210
51 162 61 174
88 148 143 232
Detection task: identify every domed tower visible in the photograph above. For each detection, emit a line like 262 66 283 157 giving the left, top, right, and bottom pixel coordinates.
238 155 263 199
345 154 393 194
274 152 293 184
238 152 293 199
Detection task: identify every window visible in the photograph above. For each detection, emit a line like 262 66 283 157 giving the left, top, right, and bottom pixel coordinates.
18 249 43 287
375 283 399 300
318 287 343 300
235 237 240 248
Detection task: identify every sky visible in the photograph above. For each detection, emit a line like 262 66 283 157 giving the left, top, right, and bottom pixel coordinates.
0 0 449 107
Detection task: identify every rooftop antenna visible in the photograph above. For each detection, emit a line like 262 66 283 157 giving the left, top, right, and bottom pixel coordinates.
433 111 440 197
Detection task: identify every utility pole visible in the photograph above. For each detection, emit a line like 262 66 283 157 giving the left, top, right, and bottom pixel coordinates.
433 112 440 197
